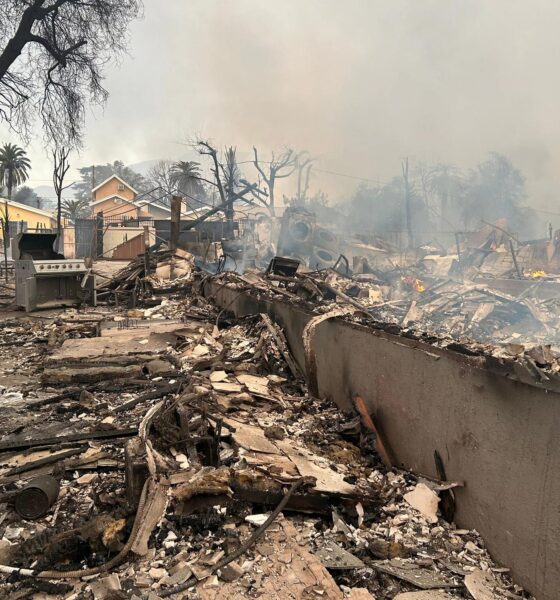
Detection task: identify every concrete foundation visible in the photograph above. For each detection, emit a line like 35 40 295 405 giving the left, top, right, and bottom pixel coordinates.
203 280 560 600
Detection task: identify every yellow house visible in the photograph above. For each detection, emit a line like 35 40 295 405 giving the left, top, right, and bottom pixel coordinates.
90 175 144 220
0 199 56 239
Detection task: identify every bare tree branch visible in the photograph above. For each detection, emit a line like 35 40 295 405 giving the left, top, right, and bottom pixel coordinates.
195 138 266 232
52 145 70 243
0 0 142 148
195 139 228 207
252 146 299 216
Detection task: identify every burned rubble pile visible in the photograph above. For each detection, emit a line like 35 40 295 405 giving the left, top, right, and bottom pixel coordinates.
273 210 560 353
96 248 196 307
212 261 560 389
0 264 534 599
318 269 560 348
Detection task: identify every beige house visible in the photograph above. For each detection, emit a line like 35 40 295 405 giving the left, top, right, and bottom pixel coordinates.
90 175 176 221
90 175 144 220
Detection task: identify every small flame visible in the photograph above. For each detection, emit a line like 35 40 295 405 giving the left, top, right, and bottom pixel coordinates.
414 279 426 292
530 270 546 279
402 276 425 292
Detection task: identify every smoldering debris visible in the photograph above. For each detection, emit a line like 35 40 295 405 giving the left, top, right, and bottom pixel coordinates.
0 265 533 600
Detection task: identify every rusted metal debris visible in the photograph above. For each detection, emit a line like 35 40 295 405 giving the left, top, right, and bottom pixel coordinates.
14 475 60 520
354 395 393 470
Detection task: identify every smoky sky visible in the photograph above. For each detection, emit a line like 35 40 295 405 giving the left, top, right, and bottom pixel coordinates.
2 0 560 220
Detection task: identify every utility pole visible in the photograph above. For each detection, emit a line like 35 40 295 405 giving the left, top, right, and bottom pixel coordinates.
143 225 150 277
91 165 96 201
169 195 181 281
401 157 413 248
170 195 181 253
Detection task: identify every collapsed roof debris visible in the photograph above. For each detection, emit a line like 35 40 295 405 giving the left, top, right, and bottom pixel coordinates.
266 212 560 348
0 256 534 600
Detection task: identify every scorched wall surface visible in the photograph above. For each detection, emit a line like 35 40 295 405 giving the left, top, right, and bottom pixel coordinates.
204 281 560 600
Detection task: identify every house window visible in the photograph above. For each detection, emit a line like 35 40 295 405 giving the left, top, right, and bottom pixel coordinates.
117 183 125 191
114 198 122 204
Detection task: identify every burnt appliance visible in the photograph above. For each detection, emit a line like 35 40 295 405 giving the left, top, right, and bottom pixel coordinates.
13 233 95 312
266 256 300 277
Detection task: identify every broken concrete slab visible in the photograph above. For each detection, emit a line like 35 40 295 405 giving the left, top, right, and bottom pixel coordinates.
315 541 366 569
198 519 344 600
465 569 504 600
371 559 459 590
90 573 122 600
347 590 377 599
41 364 144 385
275 439 357 495
46 333 173 364
225 418 282 454
404 482 440 524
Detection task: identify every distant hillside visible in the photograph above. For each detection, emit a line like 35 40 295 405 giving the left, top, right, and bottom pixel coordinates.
128 159 164 177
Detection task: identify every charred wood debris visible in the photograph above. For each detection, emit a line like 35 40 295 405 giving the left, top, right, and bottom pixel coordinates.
0 245 538 600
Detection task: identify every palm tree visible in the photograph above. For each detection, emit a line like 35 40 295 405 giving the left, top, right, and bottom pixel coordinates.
61 198 89 222
0 143 31 200
0 143 30 280
170 161 202 199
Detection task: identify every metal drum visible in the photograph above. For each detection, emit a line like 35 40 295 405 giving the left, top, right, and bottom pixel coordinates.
14 475 60 519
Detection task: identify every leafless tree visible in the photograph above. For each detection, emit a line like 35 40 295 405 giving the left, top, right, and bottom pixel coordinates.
148 160 175 199
195 139 266 234
52 146 71 247
0 0 142 148
252 147 298 216
196 140 228 204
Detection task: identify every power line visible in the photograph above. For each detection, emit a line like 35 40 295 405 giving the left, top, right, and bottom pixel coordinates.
313 167 385 185
521 206 560 217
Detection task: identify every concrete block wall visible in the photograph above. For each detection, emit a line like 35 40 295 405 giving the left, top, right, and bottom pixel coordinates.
204 280 560 600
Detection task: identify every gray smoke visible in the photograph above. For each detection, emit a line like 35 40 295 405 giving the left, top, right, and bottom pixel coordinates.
2 0 559 229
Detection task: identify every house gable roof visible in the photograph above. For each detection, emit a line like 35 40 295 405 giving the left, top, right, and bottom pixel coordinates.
163 207 211 220
0 198 55 220
91 174 138 196
134 199 171 213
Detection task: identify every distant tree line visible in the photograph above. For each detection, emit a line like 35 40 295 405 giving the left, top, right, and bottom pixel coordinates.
72 159 211 210
345 152 539 240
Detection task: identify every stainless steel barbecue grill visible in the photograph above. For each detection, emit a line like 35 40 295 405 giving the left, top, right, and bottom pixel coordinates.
13 233 96 312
